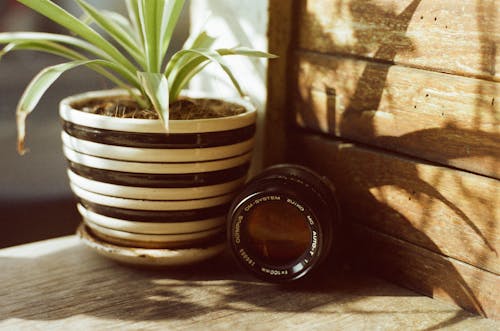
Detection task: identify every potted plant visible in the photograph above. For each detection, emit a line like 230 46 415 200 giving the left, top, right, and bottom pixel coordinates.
0 0 275 266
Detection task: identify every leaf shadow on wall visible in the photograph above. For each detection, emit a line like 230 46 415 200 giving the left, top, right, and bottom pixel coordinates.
292 0 499 322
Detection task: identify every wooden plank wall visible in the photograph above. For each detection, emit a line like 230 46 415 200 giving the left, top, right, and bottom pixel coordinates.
264 0 296 166
266 0 500 319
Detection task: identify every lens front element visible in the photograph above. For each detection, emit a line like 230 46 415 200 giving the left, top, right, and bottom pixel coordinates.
244 200 312 265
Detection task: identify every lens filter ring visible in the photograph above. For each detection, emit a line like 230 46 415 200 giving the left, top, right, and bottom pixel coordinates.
228 191 325 282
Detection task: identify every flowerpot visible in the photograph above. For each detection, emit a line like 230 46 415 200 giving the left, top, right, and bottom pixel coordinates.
59 89 257 265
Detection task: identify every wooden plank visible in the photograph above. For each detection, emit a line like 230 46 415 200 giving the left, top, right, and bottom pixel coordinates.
289 133 500 276
349 224 500 319
3 237 499 329
294 51 500 178
263 0 296 166
297 0 500 81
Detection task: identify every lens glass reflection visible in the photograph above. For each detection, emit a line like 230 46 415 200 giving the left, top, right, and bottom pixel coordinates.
244 200 311 265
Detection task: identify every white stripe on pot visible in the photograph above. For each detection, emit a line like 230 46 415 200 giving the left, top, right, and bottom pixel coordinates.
70 183 234 210
68 170 246 200
85 219 223 243
59 89 257 134
63 146 253 174
62 131 255 162
77 204 225 234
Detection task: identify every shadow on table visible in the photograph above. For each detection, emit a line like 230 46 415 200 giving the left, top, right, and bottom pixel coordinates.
0 243 475 328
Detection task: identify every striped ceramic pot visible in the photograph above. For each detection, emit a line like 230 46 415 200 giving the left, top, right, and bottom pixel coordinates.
59 89 256 256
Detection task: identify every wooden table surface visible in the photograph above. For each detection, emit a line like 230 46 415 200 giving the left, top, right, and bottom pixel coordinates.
1 236 498 331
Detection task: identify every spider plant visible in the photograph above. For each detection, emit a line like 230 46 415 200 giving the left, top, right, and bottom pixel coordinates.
0 0 276 154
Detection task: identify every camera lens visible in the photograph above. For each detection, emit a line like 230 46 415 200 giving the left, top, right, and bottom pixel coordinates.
227 164 340 282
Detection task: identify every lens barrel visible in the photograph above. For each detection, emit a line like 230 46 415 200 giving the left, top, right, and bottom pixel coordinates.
227 164 340 282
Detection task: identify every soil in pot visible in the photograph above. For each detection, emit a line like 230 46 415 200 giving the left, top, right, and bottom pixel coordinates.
72 96 246 120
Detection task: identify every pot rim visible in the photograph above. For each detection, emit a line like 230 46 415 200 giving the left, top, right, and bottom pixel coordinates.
59 89 257 134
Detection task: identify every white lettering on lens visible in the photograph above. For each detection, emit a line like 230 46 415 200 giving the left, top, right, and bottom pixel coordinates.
239 249 256 266
261 267 288 275
244 195 281 211
310 231 318 256
286 198 305 211
307 215 314 225
234 216 243 244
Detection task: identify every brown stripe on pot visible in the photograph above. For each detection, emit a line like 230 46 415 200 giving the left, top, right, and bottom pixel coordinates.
79 200 231 223
62 121 256 149
67 162 250 188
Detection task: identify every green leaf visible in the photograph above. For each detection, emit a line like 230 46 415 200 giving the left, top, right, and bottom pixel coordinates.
168 56 209 100
0 40 85 60
16 0 137 76
75 0 145 69
78 12 93 26
164 30 216 77
169 60 210 101
0 40 132 89
125 0 145 48
16 59 128 154
167 46 278 100
0 32 105 58
184 30 217 50
101 11 134 33
167 48 245 101
103 10 142 46
217 47 278 58
159 0 186 61
137 72 169 129
0 32 140 86
137 0 163 72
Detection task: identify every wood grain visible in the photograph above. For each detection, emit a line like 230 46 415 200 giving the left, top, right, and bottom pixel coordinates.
297 0 500 81
263 0 296 166
350 224 500 319
270 0 500 320
3 237 499 329
294 51 500 178
289 133 500 276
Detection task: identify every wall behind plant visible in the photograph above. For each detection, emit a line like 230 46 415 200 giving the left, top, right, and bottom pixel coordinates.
189 0 269 174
